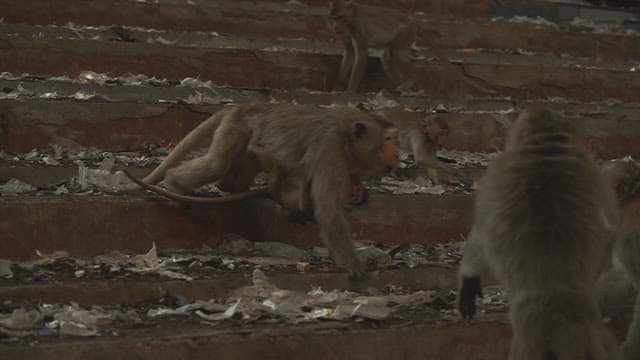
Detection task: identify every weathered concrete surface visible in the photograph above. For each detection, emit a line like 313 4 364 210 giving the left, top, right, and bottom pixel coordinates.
2 0 636 61
2 99 640 158
0 194 473 261
0 266 458 306
2 35 639 101
0 165 486 188
0 317 512 360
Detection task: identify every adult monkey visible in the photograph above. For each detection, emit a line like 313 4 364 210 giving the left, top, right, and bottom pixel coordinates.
126 103 399 279
599 158 640 359
328 0 497 94
457 108 620 359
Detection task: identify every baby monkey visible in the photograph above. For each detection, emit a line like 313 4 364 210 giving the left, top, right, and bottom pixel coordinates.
458 108 619 359
393 112 465 184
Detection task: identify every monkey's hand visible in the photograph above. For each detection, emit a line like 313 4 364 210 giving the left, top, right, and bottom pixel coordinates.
347 182 369 206
458 276 482 319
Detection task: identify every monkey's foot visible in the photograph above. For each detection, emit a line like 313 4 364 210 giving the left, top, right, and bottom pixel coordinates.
285 211 316 225
348 184 369 206
395 79 417 93
458 276 482 319
347 268 368 282
338 258 368 281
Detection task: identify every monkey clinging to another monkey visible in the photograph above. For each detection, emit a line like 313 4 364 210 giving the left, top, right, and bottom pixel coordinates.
126 103 399 280
328 0 497 94
458 108 620 359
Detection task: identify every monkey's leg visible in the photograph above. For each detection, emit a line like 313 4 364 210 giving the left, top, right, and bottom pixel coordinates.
339 38 355 88
217 152 261 193
621 296 640 359
164 126 250 193
346 45 368 93
381 48 403 86
390 45 416 91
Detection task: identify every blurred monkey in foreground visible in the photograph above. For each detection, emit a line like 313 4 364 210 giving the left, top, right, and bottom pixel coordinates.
599 158 640 359
458 108 619 359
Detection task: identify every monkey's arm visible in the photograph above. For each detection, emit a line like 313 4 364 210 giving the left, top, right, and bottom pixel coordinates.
347 41 369 93
142 111 225 185
310 159 366 280
458 228 490 319
613 228 640 358
339 36 355 87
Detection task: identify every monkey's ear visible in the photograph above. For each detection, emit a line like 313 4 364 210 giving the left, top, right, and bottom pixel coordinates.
354 122 367 138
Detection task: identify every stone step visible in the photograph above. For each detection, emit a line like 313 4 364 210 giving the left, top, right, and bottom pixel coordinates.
1 266 458 306
1 25 639 101
0 194 473 259
0 164 486 189
1 98 638 158
2 0 637 61
0 194 473 261
0 313 512 360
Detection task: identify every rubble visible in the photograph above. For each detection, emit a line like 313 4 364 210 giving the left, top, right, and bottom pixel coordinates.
0 179 36 195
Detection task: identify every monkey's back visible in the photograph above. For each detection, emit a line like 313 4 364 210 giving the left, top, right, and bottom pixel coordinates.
476 136 612 293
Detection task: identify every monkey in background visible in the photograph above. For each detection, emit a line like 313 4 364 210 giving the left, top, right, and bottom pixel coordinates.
458 108 620 359
328 0 497 94
126 103 399 280
388 110 465 184
599 158 640 359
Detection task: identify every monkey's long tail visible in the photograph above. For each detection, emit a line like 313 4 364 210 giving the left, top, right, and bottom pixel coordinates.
418 30 498 95
124 169 271 204
142 110 228 185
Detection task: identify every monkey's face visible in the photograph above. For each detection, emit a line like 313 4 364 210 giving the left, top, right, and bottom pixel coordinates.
352 122 399 176
425 123 449 146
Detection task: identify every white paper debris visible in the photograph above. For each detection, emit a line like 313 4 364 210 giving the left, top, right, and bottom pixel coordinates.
0 260 13 279
0 178 36 194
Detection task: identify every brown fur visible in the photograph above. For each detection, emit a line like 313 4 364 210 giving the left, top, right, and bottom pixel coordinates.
382 108 461 184
129 103 399 279
328 0 497 94
458 108 619 359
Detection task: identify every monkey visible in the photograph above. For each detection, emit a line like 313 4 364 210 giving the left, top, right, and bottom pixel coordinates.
382 109 466 185
598 158 640 359
457 108 620 359
328 0 497 94
126 103 399 280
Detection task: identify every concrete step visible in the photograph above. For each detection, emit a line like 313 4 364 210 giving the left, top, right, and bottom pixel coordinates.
0 194 473 260
1 97 638 158
1 265 459 306
1 24 639 101
0 163 486 188
2 0 637 61
0 313 512 360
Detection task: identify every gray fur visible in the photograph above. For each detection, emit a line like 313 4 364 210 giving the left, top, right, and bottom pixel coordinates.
599 158 640 359
459 108 619 359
